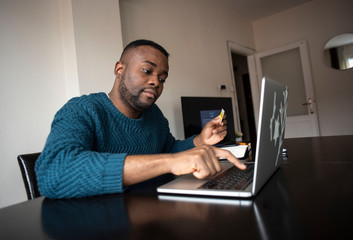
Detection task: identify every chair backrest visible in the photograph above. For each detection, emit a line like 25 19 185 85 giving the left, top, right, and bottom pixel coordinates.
17 152 41 200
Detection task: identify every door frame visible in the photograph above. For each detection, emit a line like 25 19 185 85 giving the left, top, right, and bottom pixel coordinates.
227 41 258 134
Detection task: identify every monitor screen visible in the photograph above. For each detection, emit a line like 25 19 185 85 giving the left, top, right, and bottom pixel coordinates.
181 97 236 145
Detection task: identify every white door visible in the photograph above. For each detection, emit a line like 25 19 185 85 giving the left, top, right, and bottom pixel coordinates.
253 41 320 138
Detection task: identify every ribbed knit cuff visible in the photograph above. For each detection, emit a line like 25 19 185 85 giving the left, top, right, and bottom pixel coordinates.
101 153 127 194
186 136 196 148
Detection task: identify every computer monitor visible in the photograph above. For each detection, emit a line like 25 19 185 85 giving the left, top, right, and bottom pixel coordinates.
181 97 236 145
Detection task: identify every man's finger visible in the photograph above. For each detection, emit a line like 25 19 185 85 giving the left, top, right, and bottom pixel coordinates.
216 148 247 170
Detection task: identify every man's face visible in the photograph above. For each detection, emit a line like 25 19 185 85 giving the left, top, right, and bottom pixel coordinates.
117 46 169 112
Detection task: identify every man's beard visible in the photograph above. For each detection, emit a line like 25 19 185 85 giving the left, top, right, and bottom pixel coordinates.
118 72 156 111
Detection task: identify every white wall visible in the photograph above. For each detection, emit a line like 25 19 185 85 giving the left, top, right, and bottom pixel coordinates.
253 0 353 136
119 0 255 139
0 0 123 208
72 0 123 94
0 0 69 208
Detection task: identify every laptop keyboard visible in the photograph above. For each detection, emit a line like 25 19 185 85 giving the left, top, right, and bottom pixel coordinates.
198 164 254 190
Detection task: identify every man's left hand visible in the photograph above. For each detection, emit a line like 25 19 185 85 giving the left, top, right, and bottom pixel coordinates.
193 115 227 146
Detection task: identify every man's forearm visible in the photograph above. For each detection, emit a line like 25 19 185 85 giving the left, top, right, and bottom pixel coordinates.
122 154 174 186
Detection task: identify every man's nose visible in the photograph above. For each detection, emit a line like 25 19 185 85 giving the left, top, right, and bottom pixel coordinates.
148 74 160 87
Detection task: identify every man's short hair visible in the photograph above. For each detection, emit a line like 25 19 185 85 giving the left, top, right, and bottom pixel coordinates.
120 39 169 62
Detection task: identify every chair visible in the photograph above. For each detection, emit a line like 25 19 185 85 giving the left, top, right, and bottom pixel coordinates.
17 152 41 200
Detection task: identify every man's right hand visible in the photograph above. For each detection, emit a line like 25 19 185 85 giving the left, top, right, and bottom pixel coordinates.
170 145 247 179
123 145 246 187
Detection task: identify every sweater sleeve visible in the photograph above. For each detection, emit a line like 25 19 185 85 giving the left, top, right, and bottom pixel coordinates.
167 134 195 153
153 106 195 153
35 99 125 199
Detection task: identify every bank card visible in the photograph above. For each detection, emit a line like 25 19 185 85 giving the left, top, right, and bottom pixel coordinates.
219 108 225 125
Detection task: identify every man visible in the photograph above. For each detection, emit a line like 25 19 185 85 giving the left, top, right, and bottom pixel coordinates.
35 39 246 199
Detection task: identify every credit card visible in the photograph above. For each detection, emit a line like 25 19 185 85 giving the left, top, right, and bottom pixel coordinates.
219 109 225 125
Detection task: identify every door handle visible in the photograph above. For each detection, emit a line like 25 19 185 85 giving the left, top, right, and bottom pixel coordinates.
302 97 314 114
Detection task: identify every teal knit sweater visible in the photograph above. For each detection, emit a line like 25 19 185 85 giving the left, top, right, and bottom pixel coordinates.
35 93 194 199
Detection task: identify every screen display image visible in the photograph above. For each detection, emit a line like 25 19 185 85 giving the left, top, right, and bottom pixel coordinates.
200 110 222 128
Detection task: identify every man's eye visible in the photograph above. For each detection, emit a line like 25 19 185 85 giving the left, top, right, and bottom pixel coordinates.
159 78 166 83
142 68 151 74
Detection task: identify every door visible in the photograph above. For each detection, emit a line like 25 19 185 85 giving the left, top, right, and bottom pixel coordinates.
227 41 257 142
254 41 320 138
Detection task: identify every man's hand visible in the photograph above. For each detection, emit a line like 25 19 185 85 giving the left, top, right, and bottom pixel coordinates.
193 115 228 147
170 145 246 179
123 143 246 186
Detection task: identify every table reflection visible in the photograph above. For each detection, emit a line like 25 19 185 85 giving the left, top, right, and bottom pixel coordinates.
41 169 304 240
41 195 130 239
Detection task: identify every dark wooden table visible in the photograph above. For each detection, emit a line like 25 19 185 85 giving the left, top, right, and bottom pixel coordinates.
1 136 353 240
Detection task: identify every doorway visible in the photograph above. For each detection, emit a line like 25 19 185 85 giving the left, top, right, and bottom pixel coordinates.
228 40 320 141
231 53 257 144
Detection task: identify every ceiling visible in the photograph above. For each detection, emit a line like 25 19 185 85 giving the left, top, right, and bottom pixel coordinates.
218 0 313 21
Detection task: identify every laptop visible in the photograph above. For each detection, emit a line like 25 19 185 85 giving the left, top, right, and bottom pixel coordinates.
157 77 288 198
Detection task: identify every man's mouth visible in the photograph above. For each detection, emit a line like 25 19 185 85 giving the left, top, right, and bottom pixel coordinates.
142 88 157 99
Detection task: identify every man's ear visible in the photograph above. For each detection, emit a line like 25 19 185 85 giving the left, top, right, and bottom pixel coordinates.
114 61 125 77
